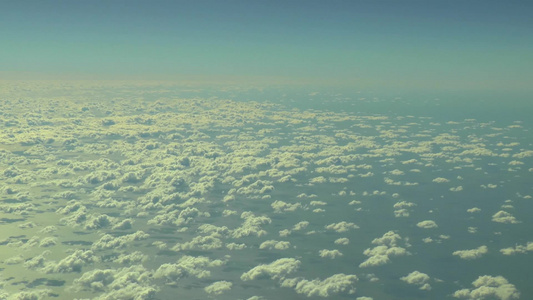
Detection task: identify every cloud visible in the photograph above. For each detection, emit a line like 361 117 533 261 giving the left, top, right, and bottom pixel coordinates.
319 249 343 259
453 275 519 300
204 281 232 295
91 231 149 251
154 256 226 285
432 177 450 183
453 245 488 260
241 258 300 281
260 240 291 250
400 271 431 290
492 211 519 224
416 220 438 229
325 221 359 232
271 200 302 213
43 249 98 273
8 289 53 300
172 235 223 251
232 212 272 238
72 265 157 299
334 238 349 245
281 273 357 297
359 231 408 268
500 242 533 255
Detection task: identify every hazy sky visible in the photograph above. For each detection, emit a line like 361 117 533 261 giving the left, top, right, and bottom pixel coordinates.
1 0 532 91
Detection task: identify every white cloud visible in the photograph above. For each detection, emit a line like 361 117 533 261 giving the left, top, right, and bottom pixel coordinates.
204 281 232 295
453 275 519 300
417 220 438 229
241 258 300 281
281 273 357 297
492 211 519 224
400 271 431 290
453 246 488 260
325 221 359 232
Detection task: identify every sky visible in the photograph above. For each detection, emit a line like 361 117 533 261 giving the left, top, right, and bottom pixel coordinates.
1 0 532 92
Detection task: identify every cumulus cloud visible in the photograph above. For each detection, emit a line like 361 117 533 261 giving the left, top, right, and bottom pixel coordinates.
359 231 408 268
204 280 232 295
500 242 533 255
453 246 488 260
91 231 149 250
334 238 349 245
325 221 359 232
72 265 157 299
260 240 291 250
453 275 519 300
172 235 223 251
154 255 226 285
492 211 519 224
281 273 357 297
232 211 272 238
416 220 438 229
319 249 343 259
241 258 300 281
432 177 450 183
271 200 302 213
400 271 431 290
43 249 97 273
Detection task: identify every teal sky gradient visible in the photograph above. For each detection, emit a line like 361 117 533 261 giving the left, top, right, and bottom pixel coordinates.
1 0 532 91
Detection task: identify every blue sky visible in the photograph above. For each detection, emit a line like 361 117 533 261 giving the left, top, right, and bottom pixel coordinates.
1 0 531 91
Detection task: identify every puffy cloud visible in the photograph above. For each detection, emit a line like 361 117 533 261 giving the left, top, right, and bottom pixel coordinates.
500 242 533 255
400 271 431 290
281 273 357 297
23 250 50 270
204 280 232 295
84 213 114 230
113 251 147 265
154 255 226 285
492 211 519 224
231 212 271 238
72 269 115 291
325 221 359 232
450 186 463 192
393 201 416 209
359 231 407 268
319 249 343 259
453 275 519 300
91 231 149 250
453 246 488 260
4 255 24 265
8 289 53 300
260 240 291 250
293 221 310 231
43 249 97 273
394 209 410 218
72 265 157 299
271 200 302 213
112 218 134 230
467 207 481 213
393 201 416 217
334 238 349 245
432 177 450 183
417 220 438 229
241 258 300 281
172 235 223 251
226 242 247 250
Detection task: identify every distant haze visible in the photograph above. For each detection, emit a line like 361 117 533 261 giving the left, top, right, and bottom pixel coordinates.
1 0 532 92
